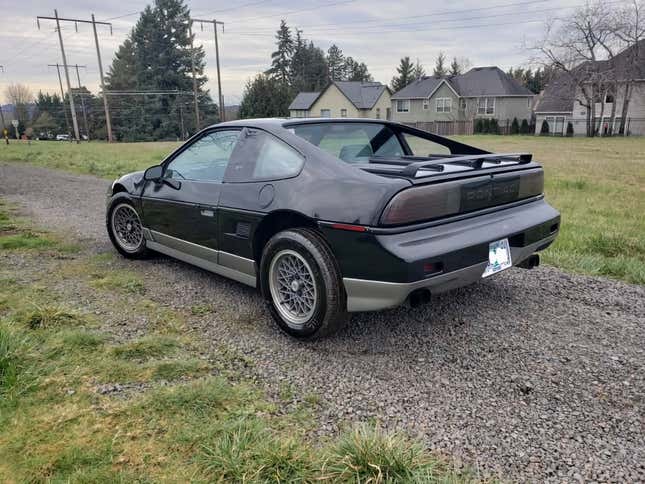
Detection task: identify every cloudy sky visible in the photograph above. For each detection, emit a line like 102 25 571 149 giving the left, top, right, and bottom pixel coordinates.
0 0 584 104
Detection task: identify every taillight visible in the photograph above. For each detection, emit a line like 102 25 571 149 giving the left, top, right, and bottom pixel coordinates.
380 168 544 226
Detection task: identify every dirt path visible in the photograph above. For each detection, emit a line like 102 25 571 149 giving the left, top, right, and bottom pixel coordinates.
1 162 643 482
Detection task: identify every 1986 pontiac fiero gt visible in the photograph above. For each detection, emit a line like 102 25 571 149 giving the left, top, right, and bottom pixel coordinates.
107 118 560 339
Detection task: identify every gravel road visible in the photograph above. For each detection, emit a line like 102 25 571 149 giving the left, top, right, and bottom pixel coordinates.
1 162 644 482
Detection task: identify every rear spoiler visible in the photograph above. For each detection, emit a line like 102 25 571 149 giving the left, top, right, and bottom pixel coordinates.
364 153 533 177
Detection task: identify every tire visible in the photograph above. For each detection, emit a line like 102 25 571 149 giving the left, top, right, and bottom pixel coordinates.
106 195 149 259
260 228 349 339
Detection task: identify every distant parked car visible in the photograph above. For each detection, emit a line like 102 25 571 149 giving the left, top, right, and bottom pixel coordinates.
106 118 560 339
56 134 70 141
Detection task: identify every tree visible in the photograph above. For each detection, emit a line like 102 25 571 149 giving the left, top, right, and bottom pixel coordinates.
291 37 328 92
32 112 57 138
4 83 33 128
532 1 618 137
105 0 215 141
239 74 293 118
326 44 345 81
35 91 66 134
489 118 499 134
412 59 426 80
433 52 447 76
566 121 574 136
344 57 373 82
511 117 520 134
520 118 531 134
540 119 550 135
474 118 483 133
391 57 415 92
449 57 462 76
267 20 294 84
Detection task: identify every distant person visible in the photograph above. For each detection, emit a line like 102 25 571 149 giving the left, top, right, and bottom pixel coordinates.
3 128 8 145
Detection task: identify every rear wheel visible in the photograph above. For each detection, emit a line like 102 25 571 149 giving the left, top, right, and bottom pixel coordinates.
106 197 148 259
260 228 348 339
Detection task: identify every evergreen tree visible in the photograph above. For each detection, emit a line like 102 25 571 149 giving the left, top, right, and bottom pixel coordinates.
489 118 499 134
510 117 520 135
391 57 414 92
566 121 574 137
449 57 462 76
540 119 549 135
267 20 294 84
520 118 530 134
344 57 372 82
411 59 426 80
104 0 215 141
239 74 293 118
433 52 447 76
35 91 66 134
327 44 345 81
291 36 328 92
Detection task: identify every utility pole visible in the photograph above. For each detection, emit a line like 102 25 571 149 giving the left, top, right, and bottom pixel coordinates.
37 12 113 141
49 64 88 140
72 64 89 140
192 18 225 122
91 14 113 143
0 66 5 131
49 64 71 135
188 21 200 130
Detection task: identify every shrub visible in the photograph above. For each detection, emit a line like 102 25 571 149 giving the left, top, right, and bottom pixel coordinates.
566 121 574 137
540 119 549 135
474 118 483 133
489 118 499 134
481 118 490 134
510 117 520 135
520 118 530 134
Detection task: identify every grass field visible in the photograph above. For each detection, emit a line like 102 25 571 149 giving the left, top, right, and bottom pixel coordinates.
0 199 466 482
1 135 644 284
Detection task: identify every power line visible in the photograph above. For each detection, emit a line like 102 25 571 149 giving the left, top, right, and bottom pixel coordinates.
230 0 357 23
194 0 273 17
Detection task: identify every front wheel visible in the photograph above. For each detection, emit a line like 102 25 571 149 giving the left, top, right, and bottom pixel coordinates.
106 196 149 259
260 228 348 339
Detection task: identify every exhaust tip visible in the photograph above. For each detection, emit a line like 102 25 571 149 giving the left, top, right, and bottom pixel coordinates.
518 253 540 270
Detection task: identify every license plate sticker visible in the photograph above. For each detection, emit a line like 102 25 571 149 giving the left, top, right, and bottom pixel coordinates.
482 238 512 278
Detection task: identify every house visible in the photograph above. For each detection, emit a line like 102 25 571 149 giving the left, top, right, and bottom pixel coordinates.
391 66 534 125
288 81 392 119
535 40 645 136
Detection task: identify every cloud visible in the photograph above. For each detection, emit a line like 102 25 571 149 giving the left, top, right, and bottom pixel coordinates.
0 0 582 103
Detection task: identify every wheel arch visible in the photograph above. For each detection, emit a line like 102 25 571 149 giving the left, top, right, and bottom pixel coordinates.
252 209 319 266
111 183 128 195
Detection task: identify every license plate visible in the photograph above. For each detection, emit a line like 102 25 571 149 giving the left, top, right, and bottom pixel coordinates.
482 238 512 278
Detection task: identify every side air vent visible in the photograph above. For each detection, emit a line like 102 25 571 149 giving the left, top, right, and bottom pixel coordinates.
236 222 251 238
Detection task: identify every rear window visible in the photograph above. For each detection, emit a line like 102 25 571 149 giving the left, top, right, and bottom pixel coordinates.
290 123 404 163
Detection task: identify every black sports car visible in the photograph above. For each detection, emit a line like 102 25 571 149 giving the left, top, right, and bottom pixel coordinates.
106 118 560 339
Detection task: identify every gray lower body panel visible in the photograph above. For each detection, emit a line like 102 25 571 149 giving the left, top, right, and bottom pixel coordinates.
144 229 257 288
343 234 556 312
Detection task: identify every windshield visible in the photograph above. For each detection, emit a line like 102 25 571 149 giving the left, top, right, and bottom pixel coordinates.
290 123 405 163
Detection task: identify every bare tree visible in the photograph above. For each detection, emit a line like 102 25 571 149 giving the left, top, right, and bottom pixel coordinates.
4 83 33 125
532 2 617 136
611 0 645 135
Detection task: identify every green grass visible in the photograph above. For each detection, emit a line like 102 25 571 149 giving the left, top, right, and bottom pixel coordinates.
453 135 645 284
0 202 466 482
0 139 179 178
3 136 644 283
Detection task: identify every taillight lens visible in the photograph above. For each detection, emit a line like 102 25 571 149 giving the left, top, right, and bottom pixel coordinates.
380 168 544 226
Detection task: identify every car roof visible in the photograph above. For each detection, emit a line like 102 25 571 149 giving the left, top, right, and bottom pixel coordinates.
208 117 405 131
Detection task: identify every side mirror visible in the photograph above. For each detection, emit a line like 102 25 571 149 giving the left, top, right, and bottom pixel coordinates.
143 165 163 181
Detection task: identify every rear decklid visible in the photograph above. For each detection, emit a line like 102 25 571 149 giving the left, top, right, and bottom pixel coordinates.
356 153 544 226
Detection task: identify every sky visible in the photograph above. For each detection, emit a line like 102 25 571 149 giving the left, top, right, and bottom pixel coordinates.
0 0 585 105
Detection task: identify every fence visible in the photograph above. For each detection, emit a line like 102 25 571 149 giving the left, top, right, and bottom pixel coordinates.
403 119 533 136
537 116 645 137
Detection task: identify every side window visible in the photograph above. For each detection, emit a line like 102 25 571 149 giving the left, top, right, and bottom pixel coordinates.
403 132 451 156
165 130 240 182
225 129 303 182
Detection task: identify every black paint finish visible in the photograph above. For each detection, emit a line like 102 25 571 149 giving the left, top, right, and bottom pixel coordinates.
108 118 560 285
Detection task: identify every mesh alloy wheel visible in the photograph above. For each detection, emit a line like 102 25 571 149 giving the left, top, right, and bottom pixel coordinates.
110 203 144 253
268 249 318 328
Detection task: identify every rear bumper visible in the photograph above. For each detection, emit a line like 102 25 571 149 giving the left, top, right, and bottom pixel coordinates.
339 198 560 312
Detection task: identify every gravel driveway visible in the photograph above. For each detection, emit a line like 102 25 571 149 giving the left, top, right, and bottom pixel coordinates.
1 162 643 482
